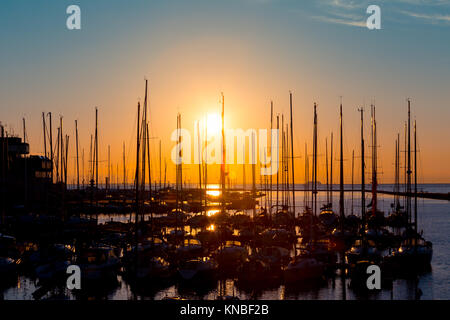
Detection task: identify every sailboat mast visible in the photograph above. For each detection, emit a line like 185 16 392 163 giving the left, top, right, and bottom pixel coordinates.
134 102 141 264
242 144 246 192
123 142 126 190
281 115 285 206
359 108 366 233
351 149 354 215
1 126 5 225
339 103 345 229
371 104 377 216
263 151 267 209
64 135 69 187
283 126 287 206
282 137 285 205
221 93 226 212
404 121 407 209
48 112 53 183
276 115 279 210
60 116 64 184
95 108 98 189
142 80 148 194
179 114 183 199
23 118 26 143
414 120 417 234
289 93 295 218
397 133 400 208
330 132 333 208
159 140 162 191
176 114 180 211
164 159 167 189
395 134 400 209
146 122 151 205
108 144 110 191
326 138 329 205
82 148 85 188
56 127 60 183
75 120 80 190
407 100 412 226
89 135 93 185
311 109 314 215
313 103 318 217
197 120 202 190
394 138 398 207
285 125 289 206
204 115 208 212
42 113 47 158
252 131 256 217
135 102 141 224
270 101 273 215
304 143 308 209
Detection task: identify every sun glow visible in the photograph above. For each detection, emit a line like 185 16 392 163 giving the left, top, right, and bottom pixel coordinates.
207 113 222 128
206 184 221 197
207 190 220 197
205 113 222 135
207 209 220 217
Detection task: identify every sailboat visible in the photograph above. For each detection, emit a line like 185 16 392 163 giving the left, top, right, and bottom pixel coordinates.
319 134 338 229
297 143 316 233
386 134 408 228
330 103 355 251
366 104 386 229
284 103 325 284
131 256 173 283
186 213 209 229
0 256 18 280
215 240 247 270
176 238 207 260
319 141 338 230
0 233 20 286
384 100 433 272
77 246 121 282
178 256 218 282
273 111 295 227
345 107 381 265
284 254 325 283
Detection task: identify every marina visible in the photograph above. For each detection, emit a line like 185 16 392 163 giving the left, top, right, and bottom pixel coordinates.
1 0 449 304
0 188 448 300
0 93 447 300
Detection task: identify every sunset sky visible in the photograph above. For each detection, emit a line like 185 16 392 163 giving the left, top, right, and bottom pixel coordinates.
1 0 449 184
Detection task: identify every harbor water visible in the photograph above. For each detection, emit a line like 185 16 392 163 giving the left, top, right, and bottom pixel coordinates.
2 184 449 300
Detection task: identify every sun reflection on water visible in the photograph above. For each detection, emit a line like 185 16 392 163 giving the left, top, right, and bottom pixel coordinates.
207 209 220 217
206 184 221 197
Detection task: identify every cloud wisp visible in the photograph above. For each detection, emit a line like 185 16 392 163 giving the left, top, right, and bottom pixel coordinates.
311 0 369 28
311 15 366 28
399 10 450 25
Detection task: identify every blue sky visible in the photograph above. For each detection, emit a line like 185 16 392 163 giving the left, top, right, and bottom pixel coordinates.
0 0 449 182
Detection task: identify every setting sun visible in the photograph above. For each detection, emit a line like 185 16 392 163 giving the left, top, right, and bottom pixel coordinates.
1 0 449 305
205 113 222 135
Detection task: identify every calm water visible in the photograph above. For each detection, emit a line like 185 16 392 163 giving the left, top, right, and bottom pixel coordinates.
2 184 449 300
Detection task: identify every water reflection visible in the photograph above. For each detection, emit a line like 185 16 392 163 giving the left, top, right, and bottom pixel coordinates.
1 190 448 300
206 184 221 197
207 210 220 217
